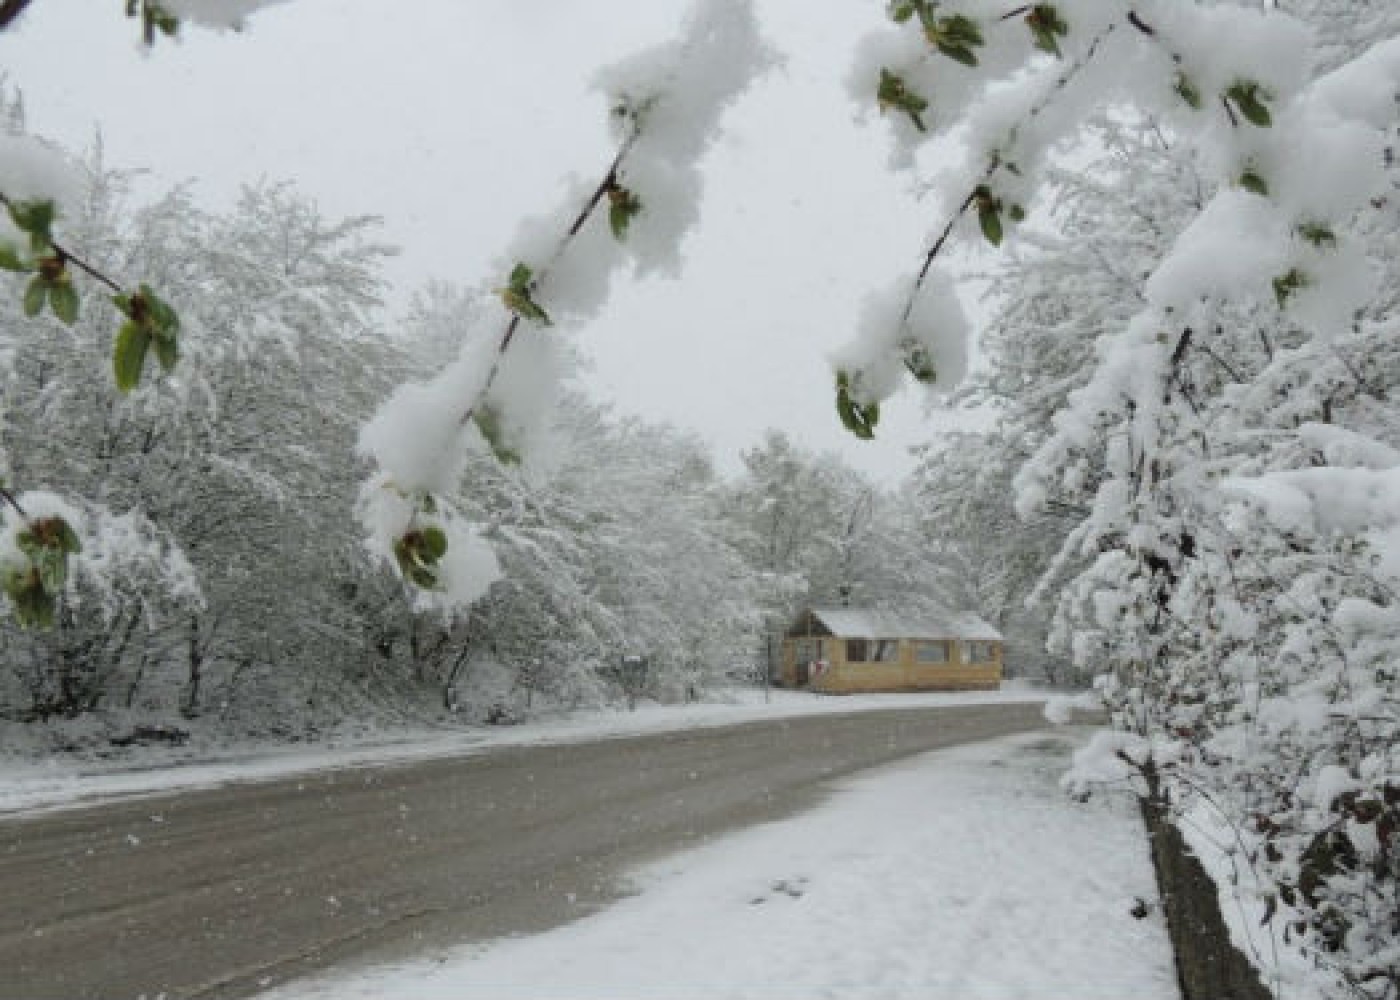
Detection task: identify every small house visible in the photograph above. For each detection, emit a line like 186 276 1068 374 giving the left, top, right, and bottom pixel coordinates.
779 606 1003 694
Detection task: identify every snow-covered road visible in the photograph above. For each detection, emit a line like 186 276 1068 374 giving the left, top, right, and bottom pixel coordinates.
266 728 1179 1000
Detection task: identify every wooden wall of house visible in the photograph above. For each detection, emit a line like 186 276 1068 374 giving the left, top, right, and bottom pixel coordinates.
779 636 1002 693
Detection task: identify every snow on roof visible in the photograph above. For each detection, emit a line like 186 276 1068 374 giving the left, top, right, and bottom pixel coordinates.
805 607 1003 642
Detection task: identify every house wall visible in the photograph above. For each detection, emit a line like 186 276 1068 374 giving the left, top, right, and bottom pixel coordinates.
779 636 1002 693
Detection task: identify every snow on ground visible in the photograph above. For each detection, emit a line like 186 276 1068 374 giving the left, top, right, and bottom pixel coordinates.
0 684 1048 817
262 728 1178 1000
1180 801 1328 1000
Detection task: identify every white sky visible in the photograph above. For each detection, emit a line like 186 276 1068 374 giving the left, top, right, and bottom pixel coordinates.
0 0 993 481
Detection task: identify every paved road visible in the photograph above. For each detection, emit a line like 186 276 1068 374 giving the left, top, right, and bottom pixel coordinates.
0 701 1048 999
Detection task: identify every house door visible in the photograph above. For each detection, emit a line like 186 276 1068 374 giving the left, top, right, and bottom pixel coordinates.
794 639 822 686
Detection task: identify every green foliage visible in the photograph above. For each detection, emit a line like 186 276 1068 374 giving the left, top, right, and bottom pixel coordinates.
901 339 937 383
128 1 181 45
1272 267 1308 308
917 7 984 67
2 515 81 629
1238 166 1270 196
887 0 921 24
0 244 29 273
888 0 984 65
877 68 929 133
111 284 181 392
1026 5 1069 58
21 255 80 324
1297 222 1337 249
607 184 643 241
112 322 150 394
1174 73 1203 111
393 524 449 590
6 198 56 253
473 405 522 466
1225 80 1273 128
48 278 79 324
22 276 46 317
499 262 552 325
973 185 1005 246
835 371 879 440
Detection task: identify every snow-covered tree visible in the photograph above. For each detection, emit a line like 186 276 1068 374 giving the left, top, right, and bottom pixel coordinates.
843 3 1400 992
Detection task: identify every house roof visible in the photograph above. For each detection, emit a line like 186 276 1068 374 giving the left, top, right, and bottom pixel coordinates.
803 606 1003 642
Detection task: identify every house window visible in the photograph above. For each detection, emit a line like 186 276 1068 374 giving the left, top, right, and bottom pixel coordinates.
961 641 997 664
915 640 949 664
846 639 898 663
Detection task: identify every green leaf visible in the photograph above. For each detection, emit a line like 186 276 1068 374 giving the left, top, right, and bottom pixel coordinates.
926 14 983 65
153 332 179 373
1272 268 1308 308
0 243 29 272
887 0 918 24
973 186 1003 246
8 516 80 625
35 547 66 594
501 287 552 326
1226 81 1272 128
393 530 444 591
979 205 1003 245
1239 168 1269 197
1297 222 1337 249
608 185 643 241
421 526 449 561
902 340 937 383
500 263 551 325
56 519 81 555
1026 5 1068 58
937 43 978 67
7 573 55 628
474 406 522 465
835 372 880 440
6 199 55 252
877 69 929 133
139 284 180 338
48 280 79 324
1174 73 1202 110
22 277 46 318
1007 204 1027 223
113 320 151 393
939 14 983 46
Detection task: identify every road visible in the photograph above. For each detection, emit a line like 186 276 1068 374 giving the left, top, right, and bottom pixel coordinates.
0 701 1048 999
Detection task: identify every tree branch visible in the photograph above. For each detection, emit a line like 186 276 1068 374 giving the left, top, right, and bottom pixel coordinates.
0 0 35 31
0 191 127 295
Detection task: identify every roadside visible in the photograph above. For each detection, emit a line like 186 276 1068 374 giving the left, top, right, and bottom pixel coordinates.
261 728 1179 1000
0 684 1046 817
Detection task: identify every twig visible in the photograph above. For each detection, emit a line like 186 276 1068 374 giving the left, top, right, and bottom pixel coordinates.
0 482 29 522
0 191 126 295
459 123 643 429
0 0 34 31
895 20 1119 334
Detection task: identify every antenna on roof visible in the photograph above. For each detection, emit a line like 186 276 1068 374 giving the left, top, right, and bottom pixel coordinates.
839 584 851 608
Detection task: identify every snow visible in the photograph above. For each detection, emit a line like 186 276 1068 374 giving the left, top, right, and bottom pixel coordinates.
159 0 290 31
260 729 1178 1000
1177 799 1329 1000
0 685 1048 818
804 605 1001 641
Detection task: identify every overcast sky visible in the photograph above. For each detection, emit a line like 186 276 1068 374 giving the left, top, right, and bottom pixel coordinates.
0 0 991 481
